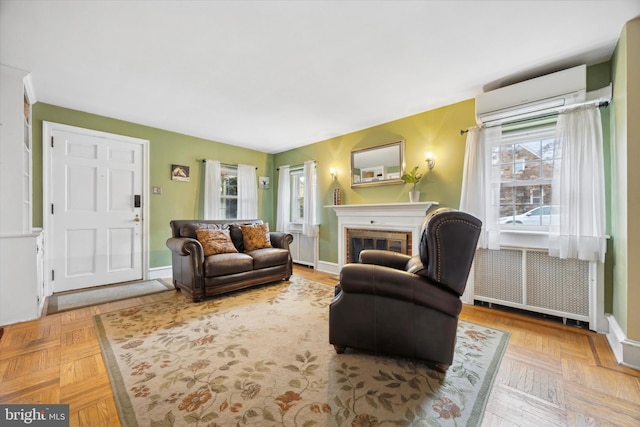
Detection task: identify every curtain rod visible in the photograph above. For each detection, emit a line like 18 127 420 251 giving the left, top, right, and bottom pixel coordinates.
199 159 257 169
276 160 317 171
459 99 610 135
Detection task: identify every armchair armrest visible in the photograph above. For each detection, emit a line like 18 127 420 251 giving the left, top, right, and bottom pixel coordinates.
166 237 204 261
269 232 293 250
359 249 411 270
338 263 462 317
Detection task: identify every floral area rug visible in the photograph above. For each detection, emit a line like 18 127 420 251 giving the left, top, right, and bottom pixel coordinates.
94 276 509 426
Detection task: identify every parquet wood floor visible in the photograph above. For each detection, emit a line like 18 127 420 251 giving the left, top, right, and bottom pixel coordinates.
1 266 638 426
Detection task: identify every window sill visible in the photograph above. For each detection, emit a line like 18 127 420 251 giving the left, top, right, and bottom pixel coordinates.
499 229 549 250
288 222 303 232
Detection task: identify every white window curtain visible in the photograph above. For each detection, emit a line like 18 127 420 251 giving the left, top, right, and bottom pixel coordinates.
302 160 318 237
237 164 258 219
549 105 606 262
276 165 291 232
459 126 502 249
204 160 222 219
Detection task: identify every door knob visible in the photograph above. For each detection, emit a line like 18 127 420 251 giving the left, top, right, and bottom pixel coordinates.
134 214 141 222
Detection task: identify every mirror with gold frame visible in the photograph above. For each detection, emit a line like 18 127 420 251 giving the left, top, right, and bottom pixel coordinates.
351 139 405 188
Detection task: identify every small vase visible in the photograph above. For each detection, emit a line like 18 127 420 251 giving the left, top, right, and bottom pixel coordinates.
409 191 420 203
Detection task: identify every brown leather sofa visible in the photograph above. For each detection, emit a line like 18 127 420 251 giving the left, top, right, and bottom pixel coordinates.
167 219 293 302
329 208 482 372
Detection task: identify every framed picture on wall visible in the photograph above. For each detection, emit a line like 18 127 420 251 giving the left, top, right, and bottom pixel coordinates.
259 176 270 189
171 164 190 182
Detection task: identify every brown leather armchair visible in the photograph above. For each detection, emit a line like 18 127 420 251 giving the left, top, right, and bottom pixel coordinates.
329 208 482 372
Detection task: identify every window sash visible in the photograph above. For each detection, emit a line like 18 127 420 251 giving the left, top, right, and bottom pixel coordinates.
290 170 304 222
220 166 238 219
493 123 558 230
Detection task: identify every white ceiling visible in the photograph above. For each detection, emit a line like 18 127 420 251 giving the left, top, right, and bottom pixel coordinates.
2 1 639 154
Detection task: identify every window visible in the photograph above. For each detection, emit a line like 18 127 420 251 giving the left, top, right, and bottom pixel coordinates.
276 161 316 233
220 165 237 219
461 105 605 259
291 169 304 222
493 122 558 229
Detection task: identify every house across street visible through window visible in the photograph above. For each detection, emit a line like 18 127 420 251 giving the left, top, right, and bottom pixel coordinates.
494 122 558 229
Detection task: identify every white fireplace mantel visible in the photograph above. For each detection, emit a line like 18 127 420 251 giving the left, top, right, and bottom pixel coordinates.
328 202 438 268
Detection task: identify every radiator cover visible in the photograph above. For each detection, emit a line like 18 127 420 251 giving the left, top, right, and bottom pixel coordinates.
473 248 590 323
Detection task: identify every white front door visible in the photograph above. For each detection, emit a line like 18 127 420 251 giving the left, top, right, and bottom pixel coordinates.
46 124 146 293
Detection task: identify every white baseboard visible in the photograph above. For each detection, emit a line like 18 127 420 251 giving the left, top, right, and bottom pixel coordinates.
149 265 172 280
317 260 339 276
605 313 640 370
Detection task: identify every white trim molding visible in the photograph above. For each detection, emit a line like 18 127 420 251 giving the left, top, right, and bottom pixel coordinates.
149 266 173 280
317 260 339 276
606 314 640 370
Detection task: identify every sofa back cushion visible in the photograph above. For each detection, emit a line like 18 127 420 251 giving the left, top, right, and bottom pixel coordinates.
229 225 246 252
195 229 238 256
179 222 229 239
240 223 273 251
169 220 264 252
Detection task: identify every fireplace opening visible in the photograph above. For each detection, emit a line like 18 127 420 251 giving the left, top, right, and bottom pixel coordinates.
346 228 411 263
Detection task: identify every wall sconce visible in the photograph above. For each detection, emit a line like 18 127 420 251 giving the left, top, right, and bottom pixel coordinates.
424 152 436 170
330 167 338 181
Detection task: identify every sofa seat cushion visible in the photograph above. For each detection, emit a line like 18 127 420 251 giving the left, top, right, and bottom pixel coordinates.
247 247 290 270
203 253 253 277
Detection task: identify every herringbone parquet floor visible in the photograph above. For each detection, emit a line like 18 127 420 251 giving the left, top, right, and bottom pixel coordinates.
0 266 638 426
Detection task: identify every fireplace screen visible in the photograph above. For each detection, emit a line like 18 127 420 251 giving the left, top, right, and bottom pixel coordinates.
346 228 411 264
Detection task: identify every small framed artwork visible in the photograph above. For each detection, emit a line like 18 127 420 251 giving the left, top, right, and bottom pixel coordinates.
171 164 190 182
258 176 270 189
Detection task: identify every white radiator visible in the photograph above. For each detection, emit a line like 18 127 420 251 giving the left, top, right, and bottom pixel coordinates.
288 224 318 269
472 248 592 325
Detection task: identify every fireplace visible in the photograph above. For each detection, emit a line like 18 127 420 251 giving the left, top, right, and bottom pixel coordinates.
330 202 438 268
346 228 411 263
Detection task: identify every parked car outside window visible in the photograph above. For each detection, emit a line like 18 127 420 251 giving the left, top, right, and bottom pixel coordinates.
499 206 557 226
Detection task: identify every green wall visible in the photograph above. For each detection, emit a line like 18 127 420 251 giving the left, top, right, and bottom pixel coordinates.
32 103 274 269
611 17 640 340
273 99 476 264
586 61 614 313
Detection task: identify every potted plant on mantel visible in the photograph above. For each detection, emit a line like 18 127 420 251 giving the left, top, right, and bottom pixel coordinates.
401 166 424 203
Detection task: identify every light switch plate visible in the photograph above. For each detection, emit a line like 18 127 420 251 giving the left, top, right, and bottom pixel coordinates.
152 186 162 195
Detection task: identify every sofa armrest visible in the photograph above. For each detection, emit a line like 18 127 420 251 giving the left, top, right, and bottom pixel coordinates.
166 237 204 261
269 232 293 250
359 249 412 270
338 263 462 317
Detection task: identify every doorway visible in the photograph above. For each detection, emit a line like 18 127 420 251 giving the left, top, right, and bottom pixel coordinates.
43 122 149 293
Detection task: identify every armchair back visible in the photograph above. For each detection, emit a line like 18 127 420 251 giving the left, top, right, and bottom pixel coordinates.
409 208 482 296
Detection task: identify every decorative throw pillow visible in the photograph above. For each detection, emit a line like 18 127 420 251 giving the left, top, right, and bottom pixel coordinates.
195 229 238 256
240 223 272 251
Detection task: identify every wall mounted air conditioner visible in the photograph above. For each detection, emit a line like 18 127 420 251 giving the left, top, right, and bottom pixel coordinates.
475 64 586 125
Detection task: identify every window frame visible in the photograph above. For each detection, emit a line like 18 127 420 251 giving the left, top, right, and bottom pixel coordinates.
220 164 238 220
290 168 304 223
493 121 558 233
